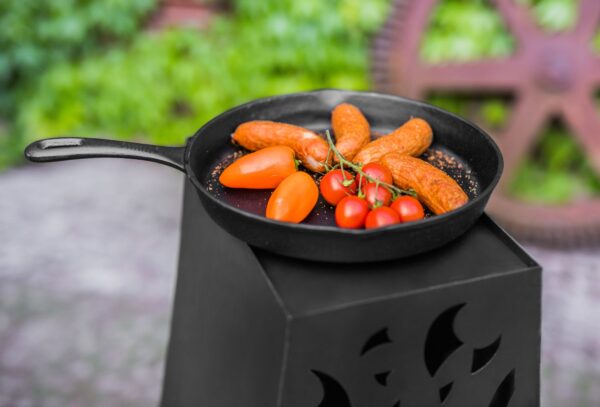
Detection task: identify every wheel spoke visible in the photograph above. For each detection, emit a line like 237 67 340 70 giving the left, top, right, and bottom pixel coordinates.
415 58 524 95
588 56 600 86
562 93 600 175
492 0 540 41
573 0 600 40
495 89 554 185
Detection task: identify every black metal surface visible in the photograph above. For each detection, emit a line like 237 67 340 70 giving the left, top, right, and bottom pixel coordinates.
25 137 185 171
161 179 540 407
24 89 503 262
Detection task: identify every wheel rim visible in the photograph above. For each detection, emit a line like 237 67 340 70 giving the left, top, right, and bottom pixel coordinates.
372 0 600 245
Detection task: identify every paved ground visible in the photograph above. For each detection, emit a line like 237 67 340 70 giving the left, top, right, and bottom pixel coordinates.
0 159 599 406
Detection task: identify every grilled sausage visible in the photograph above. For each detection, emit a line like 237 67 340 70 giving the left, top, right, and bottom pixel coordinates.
353 118 432 165
232 121 329 172
331 103 370 161
380 153 468 215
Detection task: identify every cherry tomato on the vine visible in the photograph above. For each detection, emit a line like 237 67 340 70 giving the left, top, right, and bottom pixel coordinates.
363 182 392 208
319 169 357 206
355 163 393 188
365 207 401 229
390 196 425 223
335 196 370 229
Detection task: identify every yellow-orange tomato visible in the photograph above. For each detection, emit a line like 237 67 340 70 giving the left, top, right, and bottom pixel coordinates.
219 146 296 189
266 172 318 223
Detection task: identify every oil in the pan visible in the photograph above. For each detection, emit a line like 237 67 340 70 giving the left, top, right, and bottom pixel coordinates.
422 147 480 199
206 134 479 225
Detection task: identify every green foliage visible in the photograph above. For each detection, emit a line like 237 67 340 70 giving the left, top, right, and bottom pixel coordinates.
509 126 600 203
427 93 511 131
0 0 156 114
422 0 580 65
517 0 577 31
0 0 156 168
14 0 390 149
593 28 600 53
421 0 515 63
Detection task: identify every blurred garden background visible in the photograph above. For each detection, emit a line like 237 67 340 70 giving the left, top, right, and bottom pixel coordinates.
2 0 599 207
1 0 599 406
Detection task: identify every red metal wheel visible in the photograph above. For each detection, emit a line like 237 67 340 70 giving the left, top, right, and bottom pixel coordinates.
372 0 600 245
149 0 219 30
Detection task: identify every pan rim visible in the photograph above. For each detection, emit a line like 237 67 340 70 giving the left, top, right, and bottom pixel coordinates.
185 89 504 236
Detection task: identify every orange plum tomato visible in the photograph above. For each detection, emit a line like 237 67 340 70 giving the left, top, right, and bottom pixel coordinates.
319 169 357 206
266 172 318 223
219 146 296 189
390 196 425 223
335 196 370 229
365 206 401 229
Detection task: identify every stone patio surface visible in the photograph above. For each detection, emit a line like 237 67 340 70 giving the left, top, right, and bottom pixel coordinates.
0 159 598 406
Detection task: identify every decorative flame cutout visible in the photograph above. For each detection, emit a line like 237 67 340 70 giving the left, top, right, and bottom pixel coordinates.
311 305 514 407
374 371 391 387
311 370 352 407
439 382 453 404
472 336 502 374
360 327 392 356
489 370 515 407
424 303 466 377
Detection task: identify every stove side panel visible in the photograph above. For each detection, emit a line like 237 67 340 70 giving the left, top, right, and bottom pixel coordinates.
161 180 288 407
281 266 541 407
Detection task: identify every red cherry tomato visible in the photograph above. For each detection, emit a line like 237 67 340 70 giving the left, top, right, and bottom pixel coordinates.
319 169 357 206
365 207 401 229
391 196 425 223
355 163 393 188
363 182 392 208
335 196 369 229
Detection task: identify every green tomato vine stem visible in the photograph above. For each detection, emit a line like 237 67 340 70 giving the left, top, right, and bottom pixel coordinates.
323 130 416 199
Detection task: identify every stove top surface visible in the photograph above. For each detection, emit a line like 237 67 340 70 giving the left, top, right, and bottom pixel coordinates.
253 215 538 316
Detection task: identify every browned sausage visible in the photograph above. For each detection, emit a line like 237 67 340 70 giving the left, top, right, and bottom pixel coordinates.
353 118 433 165
380 153 468 215
232 121 329 172
331 103 370 161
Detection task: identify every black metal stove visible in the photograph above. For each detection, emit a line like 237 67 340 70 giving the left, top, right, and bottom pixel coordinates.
21 89 530 406
160 180 541 407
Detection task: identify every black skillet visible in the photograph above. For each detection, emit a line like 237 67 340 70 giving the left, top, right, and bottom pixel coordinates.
24 89 503 263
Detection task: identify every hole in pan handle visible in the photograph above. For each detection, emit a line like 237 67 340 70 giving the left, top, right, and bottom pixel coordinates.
24 137 186 172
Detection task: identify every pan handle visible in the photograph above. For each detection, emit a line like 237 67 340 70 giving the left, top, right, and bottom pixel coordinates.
24 137 186 172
